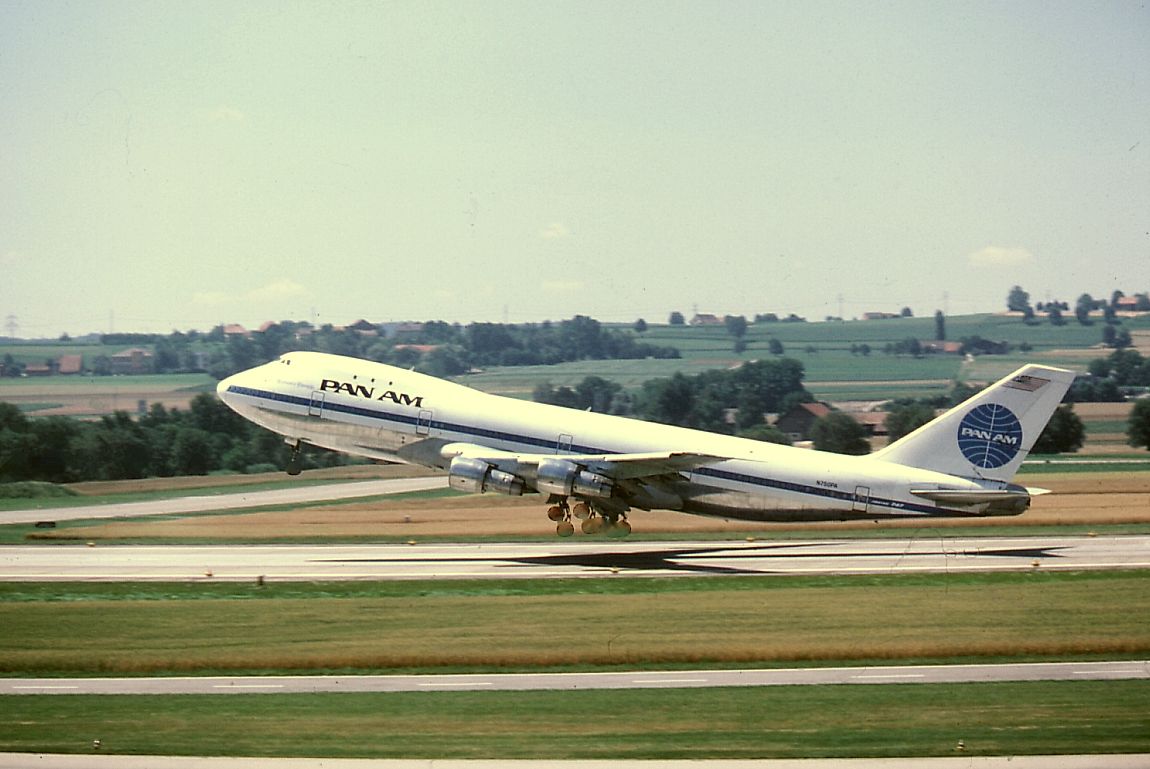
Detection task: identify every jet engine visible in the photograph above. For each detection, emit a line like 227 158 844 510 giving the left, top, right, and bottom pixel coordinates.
534 458 614 499
448 456 524 496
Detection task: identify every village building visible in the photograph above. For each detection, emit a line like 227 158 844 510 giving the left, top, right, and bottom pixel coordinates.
57 354 83 375
109 347 154 374
773 402 833 442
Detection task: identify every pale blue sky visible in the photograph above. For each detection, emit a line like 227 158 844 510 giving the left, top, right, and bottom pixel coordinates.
2 1 1147 336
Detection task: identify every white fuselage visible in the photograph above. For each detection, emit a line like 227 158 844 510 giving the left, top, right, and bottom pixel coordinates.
217 351 1012 523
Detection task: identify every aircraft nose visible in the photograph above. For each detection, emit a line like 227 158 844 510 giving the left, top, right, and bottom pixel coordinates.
216 372 241 407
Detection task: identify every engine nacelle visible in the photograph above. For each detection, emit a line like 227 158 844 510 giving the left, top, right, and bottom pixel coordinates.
572 470 613 498
535 458 579 496
448 456 524 496
534 458 614 499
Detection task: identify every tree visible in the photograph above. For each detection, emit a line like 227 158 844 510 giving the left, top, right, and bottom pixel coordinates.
934 310 945 341
900 306 913 317
633 318 648 333
1007 285 1031 313
768 338 784 355
669 311 685 325
884 402 936 442
1102 324 1117 347
574 376 623 413
889 338 922 357
1127 398 1150 451
1032 405 1085 454
1075 293 1095 325
171 427 216 475
640 372 695 427
1110 348 1145 385
1047 305 1066 326
737 424 791 445
811 412 870 455
724 315 748 339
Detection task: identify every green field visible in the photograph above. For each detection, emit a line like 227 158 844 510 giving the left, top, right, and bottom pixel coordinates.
0 373 214 393
4 312 1145 402
461 313 1150 398
2 572 1149 758
3 571 1147 674
3 681 1148 759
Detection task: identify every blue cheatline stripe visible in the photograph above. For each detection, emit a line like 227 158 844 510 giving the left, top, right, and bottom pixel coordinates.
228 385 944 517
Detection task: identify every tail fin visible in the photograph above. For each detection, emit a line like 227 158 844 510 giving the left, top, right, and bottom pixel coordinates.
873 364 1076 482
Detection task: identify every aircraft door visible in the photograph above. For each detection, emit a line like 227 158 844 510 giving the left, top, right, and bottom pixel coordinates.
308 391 325 418
853 485 870 513
557 434 573 453
417 410 433 436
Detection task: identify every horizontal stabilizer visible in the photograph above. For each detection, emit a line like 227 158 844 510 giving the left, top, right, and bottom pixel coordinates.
909 487 1032 506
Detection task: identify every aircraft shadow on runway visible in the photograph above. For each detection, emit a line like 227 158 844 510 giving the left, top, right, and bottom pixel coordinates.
320 543 1070 576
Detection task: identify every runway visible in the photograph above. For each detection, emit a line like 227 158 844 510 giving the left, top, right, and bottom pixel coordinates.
4 660 1147 695
2 534 1147 581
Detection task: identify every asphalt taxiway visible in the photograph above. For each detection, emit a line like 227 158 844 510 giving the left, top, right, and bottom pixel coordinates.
0 477 450 526
2 534 1147 581
4 660 1147 695
3 755 1149 769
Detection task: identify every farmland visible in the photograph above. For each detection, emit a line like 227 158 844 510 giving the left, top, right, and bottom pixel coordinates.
2 311 1148 410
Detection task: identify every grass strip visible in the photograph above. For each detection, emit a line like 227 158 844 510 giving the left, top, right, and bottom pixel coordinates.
2 681 1148 758
3 571 1148 675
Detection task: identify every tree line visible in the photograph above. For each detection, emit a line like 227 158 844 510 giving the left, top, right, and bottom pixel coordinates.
5 340 1150 486
536 358 811 445
1007 285 1146 339
0 396 345 483
6 316 678 381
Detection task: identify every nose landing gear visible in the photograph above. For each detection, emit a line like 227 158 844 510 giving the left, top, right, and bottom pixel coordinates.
286 439 303 476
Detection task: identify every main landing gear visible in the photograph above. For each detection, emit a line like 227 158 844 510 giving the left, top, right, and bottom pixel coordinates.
546 498 631 538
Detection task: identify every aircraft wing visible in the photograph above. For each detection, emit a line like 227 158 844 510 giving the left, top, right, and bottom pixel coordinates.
439 442 724 479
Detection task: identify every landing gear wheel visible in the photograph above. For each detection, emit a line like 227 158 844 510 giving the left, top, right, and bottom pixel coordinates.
608 519 631 537
572 502 592 519
547 505 566 522
581 517 603 534
556 521 575 537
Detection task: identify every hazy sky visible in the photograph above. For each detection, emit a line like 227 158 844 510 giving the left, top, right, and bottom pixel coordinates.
2 1 1147 336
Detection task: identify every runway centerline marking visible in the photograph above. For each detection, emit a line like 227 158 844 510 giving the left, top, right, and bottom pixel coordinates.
630 678 708 684
1073 669 1144 676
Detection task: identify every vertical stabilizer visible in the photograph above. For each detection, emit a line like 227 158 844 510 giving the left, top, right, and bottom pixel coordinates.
873 364 1076 482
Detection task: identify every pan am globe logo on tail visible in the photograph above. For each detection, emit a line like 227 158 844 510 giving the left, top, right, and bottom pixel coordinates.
957 403 1023 469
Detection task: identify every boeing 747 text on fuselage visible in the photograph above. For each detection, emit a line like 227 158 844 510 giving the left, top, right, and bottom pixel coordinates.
217 352 1075 536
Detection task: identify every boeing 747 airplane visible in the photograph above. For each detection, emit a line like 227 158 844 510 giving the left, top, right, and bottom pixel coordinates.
217 352 1075 536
